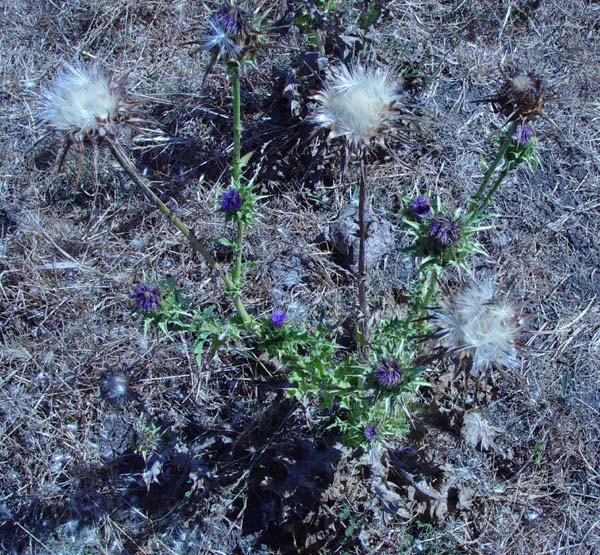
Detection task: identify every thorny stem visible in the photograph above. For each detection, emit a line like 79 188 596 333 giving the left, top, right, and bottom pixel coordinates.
470 121 517 205
107 138 253 326
314 30 326 57
358 155 369 345
231 63 242 185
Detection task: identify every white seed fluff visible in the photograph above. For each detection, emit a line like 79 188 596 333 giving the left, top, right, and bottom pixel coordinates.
432 277 523 374
40 63 121 136
312 63 400 149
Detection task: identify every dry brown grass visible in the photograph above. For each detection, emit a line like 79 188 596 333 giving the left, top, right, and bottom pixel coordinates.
1 0 599 553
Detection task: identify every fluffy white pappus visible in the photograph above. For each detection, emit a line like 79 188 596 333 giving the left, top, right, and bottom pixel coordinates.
311 63 401 149
39 63 123 137
432 277 524 374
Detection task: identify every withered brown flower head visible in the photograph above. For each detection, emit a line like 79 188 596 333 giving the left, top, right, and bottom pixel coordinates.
488 70 545 123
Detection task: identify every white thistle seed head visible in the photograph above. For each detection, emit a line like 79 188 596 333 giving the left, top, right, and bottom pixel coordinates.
431 277 526 375
39 63 128 139
311 63 402 150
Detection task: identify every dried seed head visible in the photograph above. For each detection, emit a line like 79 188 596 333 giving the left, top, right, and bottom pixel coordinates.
431 277 527 375
39 63 129 139
311 63 401 150
100 371 133 406
491 70 544 123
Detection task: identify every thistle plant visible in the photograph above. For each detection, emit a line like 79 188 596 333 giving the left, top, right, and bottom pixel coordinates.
37 62 252 325
311 61 408 343
403 195 489 316
259 314 428 446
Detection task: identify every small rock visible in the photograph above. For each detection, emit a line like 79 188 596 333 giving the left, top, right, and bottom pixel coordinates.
322 203 395 271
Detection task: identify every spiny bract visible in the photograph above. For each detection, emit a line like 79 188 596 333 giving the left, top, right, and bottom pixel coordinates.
39 63 126 138
311 63 401 150
431 277 526 375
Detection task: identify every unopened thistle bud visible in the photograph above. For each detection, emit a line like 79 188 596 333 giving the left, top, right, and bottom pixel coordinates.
220 187 243 212
375 359 404 388
131 283 161 313
364 425 379 441
429 216 461 249
410 196 431 220
271 310 287 328
513 124 533 146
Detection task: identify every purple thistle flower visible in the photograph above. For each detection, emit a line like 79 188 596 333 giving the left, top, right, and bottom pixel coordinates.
271 310 287 329
513 124 533 146
364 425 379 441
221 188 243 212
429 216 460 248
131 283 160 313
375 359 404 388
410 196 431 219
215 5 242 34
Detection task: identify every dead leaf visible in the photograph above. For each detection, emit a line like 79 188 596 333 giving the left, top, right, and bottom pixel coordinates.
462 411 501 451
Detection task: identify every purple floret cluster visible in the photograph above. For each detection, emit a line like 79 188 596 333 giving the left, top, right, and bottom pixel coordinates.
221 188 244 212
131 283 160 313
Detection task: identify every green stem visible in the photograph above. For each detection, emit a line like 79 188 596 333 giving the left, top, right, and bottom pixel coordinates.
314 30 325 57
231 63 242 185
357 155 369 346
471 160 513 218
471 121 517 204
421 271 437 313
234 220 244 286
229 63 247 315
107 139 252 326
